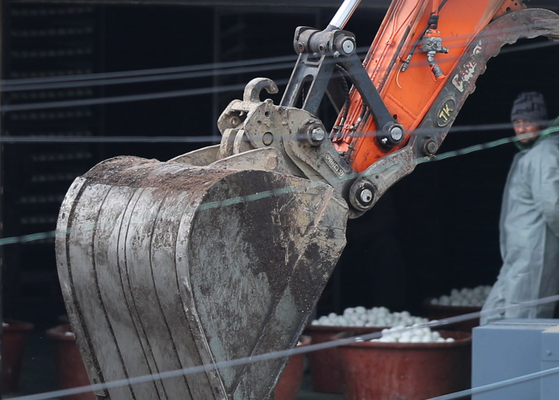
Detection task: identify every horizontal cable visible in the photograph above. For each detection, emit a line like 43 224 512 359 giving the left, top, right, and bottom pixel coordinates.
0 79 286 112
1 126 552 247
0 136 221 144
2 24 555 92
1 36 557 111
8 295 559 400
1 60 297 93
0 53 301 88
0 119 520 144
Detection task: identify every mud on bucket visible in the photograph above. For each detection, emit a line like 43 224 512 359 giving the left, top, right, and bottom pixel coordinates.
337 331 472 400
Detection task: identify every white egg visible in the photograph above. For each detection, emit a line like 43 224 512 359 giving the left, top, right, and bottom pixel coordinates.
336 316 348 325
399 333 412 343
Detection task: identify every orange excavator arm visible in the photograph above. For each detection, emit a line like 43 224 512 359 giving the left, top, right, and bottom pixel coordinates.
266 0 559 215
214 0 559 217
336 0 525 172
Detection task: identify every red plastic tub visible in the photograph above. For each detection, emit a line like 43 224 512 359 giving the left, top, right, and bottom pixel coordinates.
2 319 34 394
46 324 96 400
338 330 472 400
275 335 311 400
303 325 381 393
424 299 481 332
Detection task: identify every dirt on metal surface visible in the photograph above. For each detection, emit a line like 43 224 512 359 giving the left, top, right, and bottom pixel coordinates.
58 155 348 400
84 155 234 191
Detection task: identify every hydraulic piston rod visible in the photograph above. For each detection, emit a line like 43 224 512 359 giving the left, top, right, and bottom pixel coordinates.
329 0 362 29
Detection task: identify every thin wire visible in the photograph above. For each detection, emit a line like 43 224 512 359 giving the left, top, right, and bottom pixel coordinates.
427 366 559 400
1 61 297 92
0 136 221 144
0 119 528 143
1 125 551 247
2 22 555 93
1 35 557 112
0 53 301 88
0 79 285 112
7 295 559 400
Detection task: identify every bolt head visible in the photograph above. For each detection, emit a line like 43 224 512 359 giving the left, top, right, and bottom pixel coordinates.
349 180 376 211
342 39 355 55
427 141 438 154
359 188 373 204
390 126 404 142
422 139 439 155
311 127 325 142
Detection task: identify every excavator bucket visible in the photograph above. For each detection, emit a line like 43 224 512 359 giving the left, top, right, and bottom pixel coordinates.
56 155 348 400
55 0 559 398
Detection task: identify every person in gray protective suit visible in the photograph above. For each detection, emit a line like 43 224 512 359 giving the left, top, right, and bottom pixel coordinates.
481 92 559 324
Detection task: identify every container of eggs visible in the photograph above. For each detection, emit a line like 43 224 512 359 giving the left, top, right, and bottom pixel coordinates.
337 327 472 400
304 307 428 393
424 285 492 332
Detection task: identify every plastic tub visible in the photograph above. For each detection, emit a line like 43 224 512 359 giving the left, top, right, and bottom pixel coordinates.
302 325 381 393
275 335 311 400
45 324 96 400
2 319 34 393
424 299 481 332
338 330 472 400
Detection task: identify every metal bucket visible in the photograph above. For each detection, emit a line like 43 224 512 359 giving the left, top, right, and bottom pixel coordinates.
338 330 472 400
2 319 34 394
56 155 348 400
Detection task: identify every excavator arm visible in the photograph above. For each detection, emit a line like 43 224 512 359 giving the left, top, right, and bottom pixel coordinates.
55 1 559 399
214 0 559 216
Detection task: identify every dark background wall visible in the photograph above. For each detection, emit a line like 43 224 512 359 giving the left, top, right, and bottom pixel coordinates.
2 2 559 324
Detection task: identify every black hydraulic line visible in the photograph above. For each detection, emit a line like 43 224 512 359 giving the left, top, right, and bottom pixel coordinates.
400 0 450 72
335 65 351 121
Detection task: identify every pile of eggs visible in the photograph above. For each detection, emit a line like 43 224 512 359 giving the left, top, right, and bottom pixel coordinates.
363 325 455 343
430 285 492 308
311 306 428 327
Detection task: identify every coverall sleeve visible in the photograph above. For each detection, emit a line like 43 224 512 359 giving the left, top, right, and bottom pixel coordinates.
532 140 559 238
